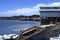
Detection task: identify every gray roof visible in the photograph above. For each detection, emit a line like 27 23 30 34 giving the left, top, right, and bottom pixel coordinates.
40 6 60 7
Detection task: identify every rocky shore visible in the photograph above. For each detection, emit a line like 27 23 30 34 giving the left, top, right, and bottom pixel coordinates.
1 22 60 40
0 34 19 40
16 22 60 40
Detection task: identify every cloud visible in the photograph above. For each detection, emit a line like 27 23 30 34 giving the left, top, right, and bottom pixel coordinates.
0 2 60 17
49 2 60 6
37 2 60 6
0 7 40 17
0 5 39 17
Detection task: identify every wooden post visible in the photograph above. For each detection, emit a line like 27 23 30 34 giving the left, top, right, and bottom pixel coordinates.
19 30 23 40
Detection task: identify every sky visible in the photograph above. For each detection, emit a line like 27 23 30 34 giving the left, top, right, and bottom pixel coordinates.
0 0 60 17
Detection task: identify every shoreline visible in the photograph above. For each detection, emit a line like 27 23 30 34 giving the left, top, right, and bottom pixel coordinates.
0 23 60 40
0 19 40 22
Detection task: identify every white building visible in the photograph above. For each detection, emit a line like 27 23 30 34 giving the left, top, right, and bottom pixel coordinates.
40 6 60 24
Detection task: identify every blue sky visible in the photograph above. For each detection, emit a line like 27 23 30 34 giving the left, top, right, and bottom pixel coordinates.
0 0 60 17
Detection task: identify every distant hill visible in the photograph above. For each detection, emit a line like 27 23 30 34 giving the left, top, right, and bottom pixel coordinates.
0 15 40 21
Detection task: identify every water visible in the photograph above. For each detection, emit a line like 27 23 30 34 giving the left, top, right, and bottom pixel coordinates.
0 20 40 34
0 20 60 40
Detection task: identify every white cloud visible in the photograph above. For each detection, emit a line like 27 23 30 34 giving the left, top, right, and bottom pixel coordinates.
0 7 40 17
0 2 60 17
49 2 60 6
35 2 60 7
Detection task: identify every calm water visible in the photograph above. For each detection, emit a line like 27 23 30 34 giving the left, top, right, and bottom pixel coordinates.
0 20 60 40
0 20 40 34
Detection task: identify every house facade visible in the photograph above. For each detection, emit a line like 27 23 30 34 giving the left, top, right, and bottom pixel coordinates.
40 6 60 24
